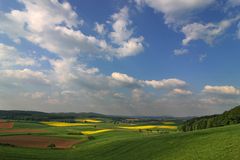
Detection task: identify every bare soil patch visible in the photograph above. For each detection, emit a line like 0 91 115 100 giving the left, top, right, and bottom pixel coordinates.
0 129 47 133
0 122 14 129
0 135 80 149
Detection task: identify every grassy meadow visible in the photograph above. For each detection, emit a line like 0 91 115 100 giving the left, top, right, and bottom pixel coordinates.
0 118 240 160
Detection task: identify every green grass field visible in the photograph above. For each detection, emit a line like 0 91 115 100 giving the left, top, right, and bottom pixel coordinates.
0 120 240 160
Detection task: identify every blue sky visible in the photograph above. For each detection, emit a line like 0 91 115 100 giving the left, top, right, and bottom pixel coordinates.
0 0 240 116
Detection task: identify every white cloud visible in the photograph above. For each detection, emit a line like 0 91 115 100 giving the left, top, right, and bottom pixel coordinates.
116 36 144 57
0 0 80 43
174 48 189 56
111 72 187 89
0 43 35 68
2 0 239 117
203 85 240 95
108 7 144 58
111 72 136 83
182 16 240 45
0 0 91 57
50 58 100 85
18 0 80 32
109 7 133 44
1 69 49 84
27 25 110 58
0 1 144 59
50 58 78 84
94 23 106 35
144 79 186 89
135 0 215 25
132 88 144 102
0 13 26 43
170 88 192 95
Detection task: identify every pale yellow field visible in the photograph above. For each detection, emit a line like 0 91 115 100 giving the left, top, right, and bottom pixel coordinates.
161 121 176 125
42 122 93 127
75 119 102 123
81 129 113 135
119 125 177 130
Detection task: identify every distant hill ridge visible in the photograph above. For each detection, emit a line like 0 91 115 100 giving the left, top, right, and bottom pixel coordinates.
0 110 193 122
181 105 240 132
0 110 108 121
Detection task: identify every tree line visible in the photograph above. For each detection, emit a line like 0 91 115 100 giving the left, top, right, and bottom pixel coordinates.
180 105 240 132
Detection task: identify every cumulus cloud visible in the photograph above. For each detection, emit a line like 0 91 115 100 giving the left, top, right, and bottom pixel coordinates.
1 0 239 117
144 79 186 89
0 43 35 68
111 72 187 89
170 88 192 95
94 23 106 35
0 0 80 43
111 72 136 84
49 58 79 84
134 0 240 48
109 7 133 44
0 1 144 59
0 1 147 113
115 36 144 57
135 0 215 25
0 69 49 84
49 58 104 91
182 16 240 45
131 88 145 102
108 7 144 58
203 85 240 95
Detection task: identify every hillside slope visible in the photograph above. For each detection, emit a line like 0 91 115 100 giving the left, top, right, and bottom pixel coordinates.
181 105 240 131
1 124 240 160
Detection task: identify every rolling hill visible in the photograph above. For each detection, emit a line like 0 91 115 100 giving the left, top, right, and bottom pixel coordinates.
181 105 240 131
0 123 240 160
0 110 110 121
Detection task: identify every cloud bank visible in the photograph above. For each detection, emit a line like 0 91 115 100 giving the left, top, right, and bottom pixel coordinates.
0 0 239 116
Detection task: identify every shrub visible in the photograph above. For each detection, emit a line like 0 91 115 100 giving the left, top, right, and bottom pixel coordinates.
0 143 15 147
67 132 83 135
48 143 56 149
87 135 95 140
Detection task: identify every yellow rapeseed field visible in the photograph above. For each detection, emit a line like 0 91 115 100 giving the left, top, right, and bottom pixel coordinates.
42 122 93 127
119 125 177 130
81 129 113 135
75 119 102 123
156 126 177 129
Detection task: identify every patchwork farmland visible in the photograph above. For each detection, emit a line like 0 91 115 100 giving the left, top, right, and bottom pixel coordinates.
0 112 240 160
0 0 239 159
0 135 80 149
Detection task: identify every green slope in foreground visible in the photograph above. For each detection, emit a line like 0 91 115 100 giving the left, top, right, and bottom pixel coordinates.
1 124 240 160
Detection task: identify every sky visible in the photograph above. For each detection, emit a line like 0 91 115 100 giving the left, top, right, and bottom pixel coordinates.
0 0 240 117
